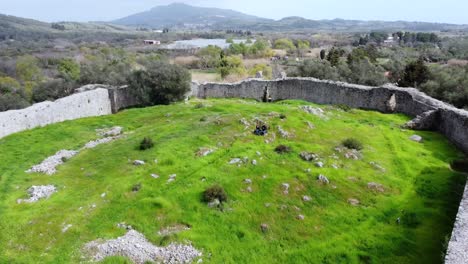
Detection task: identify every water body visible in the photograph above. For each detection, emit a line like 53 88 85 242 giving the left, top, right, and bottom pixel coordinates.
163 39 252 50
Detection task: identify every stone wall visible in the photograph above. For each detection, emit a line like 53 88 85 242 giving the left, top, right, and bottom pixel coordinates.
1 78 467 263
194 78 468 154
0 88 112 139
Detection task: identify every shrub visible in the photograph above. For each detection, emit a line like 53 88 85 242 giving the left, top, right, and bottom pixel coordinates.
139 137 154 150
279 114 287 119
342 138 363 150
128 61 191 106
275 145 292 154
335 104 352 112
203 185 228 203
32 79 75 103
401 211 421 228
132 183 142 192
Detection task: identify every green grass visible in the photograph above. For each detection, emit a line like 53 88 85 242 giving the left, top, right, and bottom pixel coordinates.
0 99 465 264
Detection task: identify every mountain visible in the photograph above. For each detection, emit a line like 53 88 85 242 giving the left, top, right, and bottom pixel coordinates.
113 3 468 32
113 2 271 28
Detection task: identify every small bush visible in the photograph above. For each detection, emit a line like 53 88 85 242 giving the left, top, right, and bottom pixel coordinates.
275 145 292 154
342 138 363 150
203 185 228 203
139 137 154 150
194 103 205 109
401 211 421 228
279 114 287 119
132 183 142 192
335 104 352 112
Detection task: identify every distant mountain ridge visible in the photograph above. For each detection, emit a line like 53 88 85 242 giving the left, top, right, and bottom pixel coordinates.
112 3 468 32
113 3 271 28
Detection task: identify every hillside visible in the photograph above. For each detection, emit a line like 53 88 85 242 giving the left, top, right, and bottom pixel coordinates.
0 98 464 263
113 3 270 29
112 3 468 32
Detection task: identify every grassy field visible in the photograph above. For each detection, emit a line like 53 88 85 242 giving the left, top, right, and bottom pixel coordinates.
0 99 465 264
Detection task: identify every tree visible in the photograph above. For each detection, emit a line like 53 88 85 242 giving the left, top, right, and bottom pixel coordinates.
217 52 246 79
320 49 326 60
398 58 430 88
16 55 43 83
32 79 75 103
127 61 191 106
197 45 222 69
248 64 272 79
326 47 345 67
0 76 29 111
274 38 296 51
58 58 80 81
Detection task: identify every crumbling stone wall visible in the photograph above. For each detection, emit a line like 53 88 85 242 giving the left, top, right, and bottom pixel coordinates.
0 88 112 139
1 79 467 263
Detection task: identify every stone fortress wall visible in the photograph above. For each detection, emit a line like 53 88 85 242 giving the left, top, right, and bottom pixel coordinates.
0 78 467 263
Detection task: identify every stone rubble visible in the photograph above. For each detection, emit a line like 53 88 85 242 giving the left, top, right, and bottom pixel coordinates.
317 174 330 184
196 148 214 157
299 152 319 162
26 126 123 175
84 229 202 264
158 224 191 236
299 106 325 118
302 196 312 202
26 150 78 175
367 182 385 192
277 126 292 138
409 135 423 143
133 160 145 166
97 126 123 137
17 185 57 203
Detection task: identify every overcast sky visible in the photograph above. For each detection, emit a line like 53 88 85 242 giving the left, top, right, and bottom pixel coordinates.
1 0 467 24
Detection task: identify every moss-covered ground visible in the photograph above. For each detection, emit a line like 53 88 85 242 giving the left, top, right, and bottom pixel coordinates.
0 99 465 264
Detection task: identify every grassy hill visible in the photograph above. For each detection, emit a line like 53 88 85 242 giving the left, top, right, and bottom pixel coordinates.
0 99 465 263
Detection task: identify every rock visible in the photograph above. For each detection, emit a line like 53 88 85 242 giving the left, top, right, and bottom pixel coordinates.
280 72 287 79
348 198 360 206
251 159 257 166
404 110 438 130
133 160 145 166
368 182 385 192
302 195 312 202
315 162 324 168
300 152 319 162
196 148 214 157
83 137 117 149
239 118 250 127
84 229 202 264
246 186 253 193
299 105 325 117
305 168 311 173
207 199 220 208
409 135 423 143
26 150 78 175
151 174 160 179
255 71 263 79
297 215 305 220
260 223 269 233
101 193 106 198
317 174 330 184
344 149 362 160
244 179 252 184
369 162 386 172
98 126 123 137
157 224 191 236
75 84 111 93
62 224 72 233
229 158 242 164
277 126 291 138
386 94 397 112
167 174 176 183
332 164 339 169
306 122 315 129
117 222 133 230
256 151 262 156
17 185 57 204
282 183 290 194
